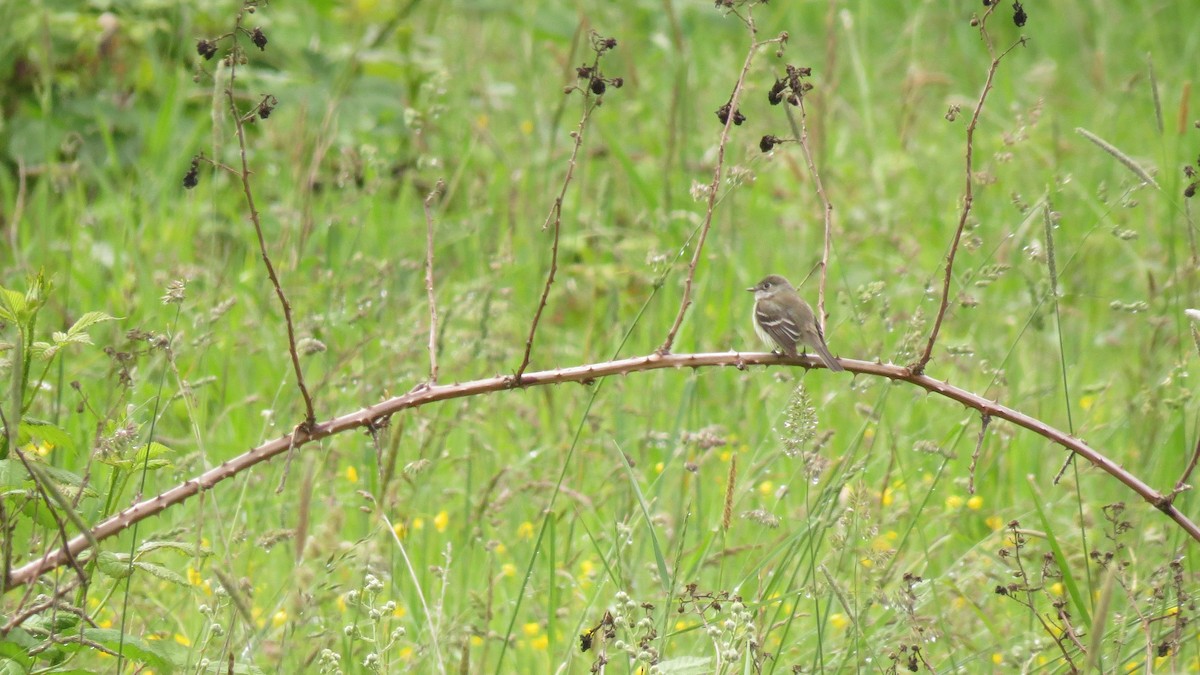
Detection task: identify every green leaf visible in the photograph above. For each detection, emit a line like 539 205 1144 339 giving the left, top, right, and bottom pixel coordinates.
0 460 24 489
0 633 33 672
0 288 27 324
132 561 189 586
29 341 57 360
95 551 134 579
137 539 212 557
98 441 174 472
65 311 118 338
0 457 90 499
18 498 61 529
17 419 76 455
0 658 30 675
73 628 185 673
135 441 174 462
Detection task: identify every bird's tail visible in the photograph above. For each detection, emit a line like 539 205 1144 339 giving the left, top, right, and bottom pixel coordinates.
813 340 845 372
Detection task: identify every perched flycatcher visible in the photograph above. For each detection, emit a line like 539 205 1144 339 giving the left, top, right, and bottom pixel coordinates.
747 274 845 372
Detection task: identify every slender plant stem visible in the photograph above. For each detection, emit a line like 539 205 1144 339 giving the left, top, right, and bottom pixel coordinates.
657 26 788 354
515 39 612 381
912 5 1024 374
422 181 445 384
225 9 317 428
787 97 835 331
1169 428 1200 504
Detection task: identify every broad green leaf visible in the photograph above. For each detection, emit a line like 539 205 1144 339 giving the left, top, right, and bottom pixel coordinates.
18 498 60 529
17 419 76 455
135 441 174 462
0 288 27 324
0 634 33 672
0 460 23 489
95 551 134 579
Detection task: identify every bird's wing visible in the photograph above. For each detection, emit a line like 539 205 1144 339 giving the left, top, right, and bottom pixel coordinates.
754 307 801 355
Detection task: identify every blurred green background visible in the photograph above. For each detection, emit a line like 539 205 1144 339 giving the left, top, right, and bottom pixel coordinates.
2 0 1198 672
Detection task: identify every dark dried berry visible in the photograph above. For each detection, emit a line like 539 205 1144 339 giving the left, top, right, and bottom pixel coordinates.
1185 182 1197 198
768 78 786 105
732 109 745 125
716 103 731 125
759 135 780 153
197 39 217 60
577 65 593 79
610 77 623 88
1012 1 1027 27
251 27 268 50
1185 165 1196 178
602 38 617 50
258 96 277 119
183 158 200 189
590 78 606 95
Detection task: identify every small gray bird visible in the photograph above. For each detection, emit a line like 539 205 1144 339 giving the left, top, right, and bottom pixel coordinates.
747 274 845 372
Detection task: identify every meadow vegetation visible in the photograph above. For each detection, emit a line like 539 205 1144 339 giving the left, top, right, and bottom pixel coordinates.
1 0 1198 672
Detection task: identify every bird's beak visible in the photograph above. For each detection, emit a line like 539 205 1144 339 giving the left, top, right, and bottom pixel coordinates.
745 286 755 292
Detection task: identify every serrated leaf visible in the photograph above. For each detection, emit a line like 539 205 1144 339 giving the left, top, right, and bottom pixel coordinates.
31 463 85 487
18 419 75 455
0 288 27 323
132 561 189 586
66 311 118 337
95 551 134 579
28 341 54 360
136 441 174 460
137 540 212 557
0 453 87 495
105 457 171 472
18 498 60 529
